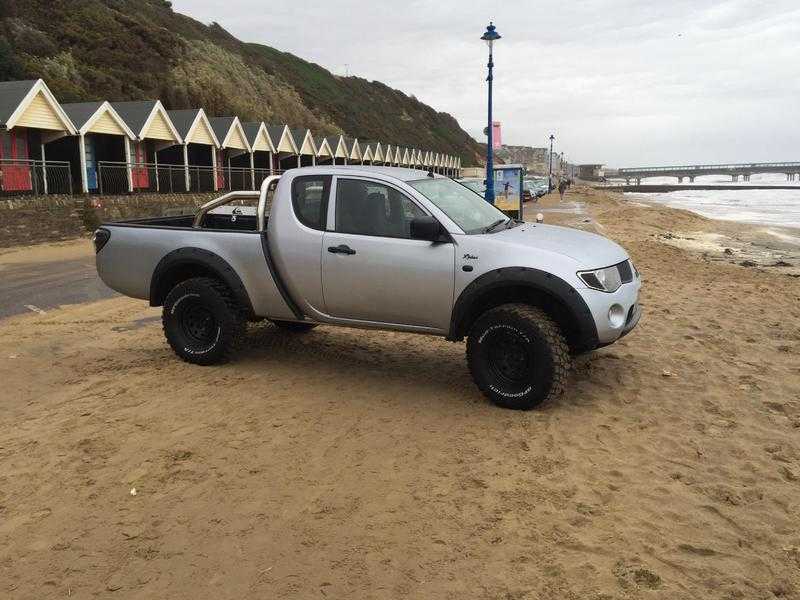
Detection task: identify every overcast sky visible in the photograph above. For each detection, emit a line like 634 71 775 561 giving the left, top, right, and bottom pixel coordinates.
172 0 799 167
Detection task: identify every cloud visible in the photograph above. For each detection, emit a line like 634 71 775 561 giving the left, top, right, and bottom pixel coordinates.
172 0 800 166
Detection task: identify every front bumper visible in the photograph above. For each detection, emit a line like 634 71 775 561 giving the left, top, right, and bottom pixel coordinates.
619 301 642 339
579 276 642 346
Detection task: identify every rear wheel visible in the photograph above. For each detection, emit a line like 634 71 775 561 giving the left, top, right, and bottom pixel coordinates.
162 277 246 365
466 303 570 410
270 320 318 333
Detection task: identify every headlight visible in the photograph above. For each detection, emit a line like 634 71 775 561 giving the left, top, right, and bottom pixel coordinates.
578 265 623 292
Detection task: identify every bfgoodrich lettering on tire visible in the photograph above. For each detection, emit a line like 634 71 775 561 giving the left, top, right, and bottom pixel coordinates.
467 303 570 410
162 277 246 365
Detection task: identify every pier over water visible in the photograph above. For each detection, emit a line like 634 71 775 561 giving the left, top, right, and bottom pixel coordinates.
617 161 800 185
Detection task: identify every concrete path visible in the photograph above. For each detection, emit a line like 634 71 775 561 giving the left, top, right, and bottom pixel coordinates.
0 240 116 320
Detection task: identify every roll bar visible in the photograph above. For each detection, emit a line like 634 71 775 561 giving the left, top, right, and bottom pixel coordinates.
192 175 281 231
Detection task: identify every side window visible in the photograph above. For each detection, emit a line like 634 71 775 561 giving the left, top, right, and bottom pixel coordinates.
335 178 427 238
291 175 331 230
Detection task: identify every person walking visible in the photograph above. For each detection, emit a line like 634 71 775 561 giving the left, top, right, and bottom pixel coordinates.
558 178 568 200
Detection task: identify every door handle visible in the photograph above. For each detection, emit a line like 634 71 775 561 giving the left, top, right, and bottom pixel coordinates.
327 244 356 255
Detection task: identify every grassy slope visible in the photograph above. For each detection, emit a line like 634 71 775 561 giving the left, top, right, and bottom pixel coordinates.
0 0 481 164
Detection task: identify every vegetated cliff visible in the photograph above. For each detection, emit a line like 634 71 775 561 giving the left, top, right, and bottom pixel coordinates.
0 0 482 164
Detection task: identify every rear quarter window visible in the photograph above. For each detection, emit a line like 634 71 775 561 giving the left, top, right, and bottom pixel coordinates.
291 175 331 230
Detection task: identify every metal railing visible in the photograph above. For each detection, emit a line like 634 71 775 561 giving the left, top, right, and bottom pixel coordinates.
0 159 72 195
97 161 185 194
98 162 283 194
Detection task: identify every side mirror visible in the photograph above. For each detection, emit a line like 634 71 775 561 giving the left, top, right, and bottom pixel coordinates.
410 216 445 242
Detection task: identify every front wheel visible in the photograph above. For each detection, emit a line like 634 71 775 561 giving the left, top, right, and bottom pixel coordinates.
466 304 570 410
162 277 246 365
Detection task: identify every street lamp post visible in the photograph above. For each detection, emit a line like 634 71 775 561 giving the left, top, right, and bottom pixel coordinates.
548 133 555 191
481 22 501 204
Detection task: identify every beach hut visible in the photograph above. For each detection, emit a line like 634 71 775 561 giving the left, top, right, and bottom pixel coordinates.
113 100 182 192
267 125 299 171
392 146 402 166
344 137 362 165
314 136 335 166
0 79 76 194
209 117 252 191
372 142 385 166
384 144 394 167
291 128 317 167
61 101 136 193
400 148 410 167
167 109 220 192
323 135 348 165
242 121 276 185
361 142 374 165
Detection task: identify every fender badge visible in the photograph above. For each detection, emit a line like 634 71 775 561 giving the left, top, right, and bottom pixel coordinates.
463 253 478 260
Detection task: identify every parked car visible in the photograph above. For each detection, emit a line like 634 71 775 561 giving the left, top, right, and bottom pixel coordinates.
522 180 534 202
529 178 549 198
94 167 641 410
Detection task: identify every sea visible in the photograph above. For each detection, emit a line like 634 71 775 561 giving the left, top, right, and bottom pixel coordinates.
615 173 800 230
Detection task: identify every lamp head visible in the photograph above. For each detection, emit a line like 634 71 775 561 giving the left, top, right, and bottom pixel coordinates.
481 22 501 50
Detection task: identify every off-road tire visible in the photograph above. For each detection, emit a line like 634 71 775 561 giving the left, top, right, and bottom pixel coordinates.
466 303 570 410
162 277 246 365
270 320 318 333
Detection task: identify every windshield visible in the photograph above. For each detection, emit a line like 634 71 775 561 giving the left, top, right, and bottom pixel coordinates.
408 178 509 234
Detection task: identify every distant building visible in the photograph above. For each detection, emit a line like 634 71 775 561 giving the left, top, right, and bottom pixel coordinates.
578 164 605 181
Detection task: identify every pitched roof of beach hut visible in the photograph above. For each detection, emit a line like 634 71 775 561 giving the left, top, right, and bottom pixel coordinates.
0 79 76 134
324 135 348 159
290 128 317 156
343 137 362 161
266 125 298 154
315 136 334 158
112 100 181 143
241 122 275 153
168 108 220 147
61 101 135 139
372 142 385 163
208 116 251 152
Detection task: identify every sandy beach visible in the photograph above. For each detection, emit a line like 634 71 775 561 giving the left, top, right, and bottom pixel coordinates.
1 186 799 599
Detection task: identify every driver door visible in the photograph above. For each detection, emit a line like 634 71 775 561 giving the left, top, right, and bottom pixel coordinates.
321 177 455 330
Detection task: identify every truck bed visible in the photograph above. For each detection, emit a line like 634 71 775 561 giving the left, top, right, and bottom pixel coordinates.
113 207 262 232
96 213 292 321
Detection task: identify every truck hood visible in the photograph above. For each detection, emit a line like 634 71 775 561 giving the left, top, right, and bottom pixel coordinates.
491 222 629 267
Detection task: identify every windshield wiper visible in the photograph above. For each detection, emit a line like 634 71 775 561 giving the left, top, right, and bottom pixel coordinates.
483 218 508 233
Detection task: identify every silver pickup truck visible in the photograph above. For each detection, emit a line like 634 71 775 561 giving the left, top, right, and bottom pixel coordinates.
94 166 641 410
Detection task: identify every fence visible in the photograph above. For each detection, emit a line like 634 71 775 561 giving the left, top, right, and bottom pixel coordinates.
0 159 72 195
98 162 281 195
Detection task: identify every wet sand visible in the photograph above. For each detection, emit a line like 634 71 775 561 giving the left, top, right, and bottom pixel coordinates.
1 187 799 599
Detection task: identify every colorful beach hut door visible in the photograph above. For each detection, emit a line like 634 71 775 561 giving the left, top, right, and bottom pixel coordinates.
0 129 33 192
132 142 149 189
84 137 98 191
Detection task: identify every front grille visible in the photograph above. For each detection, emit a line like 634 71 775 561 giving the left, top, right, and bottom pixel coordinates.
617 260 633 283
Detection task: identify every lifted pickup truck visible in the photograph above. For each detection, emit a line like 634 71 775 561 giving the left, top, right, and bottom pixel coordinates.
95 166 641 410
